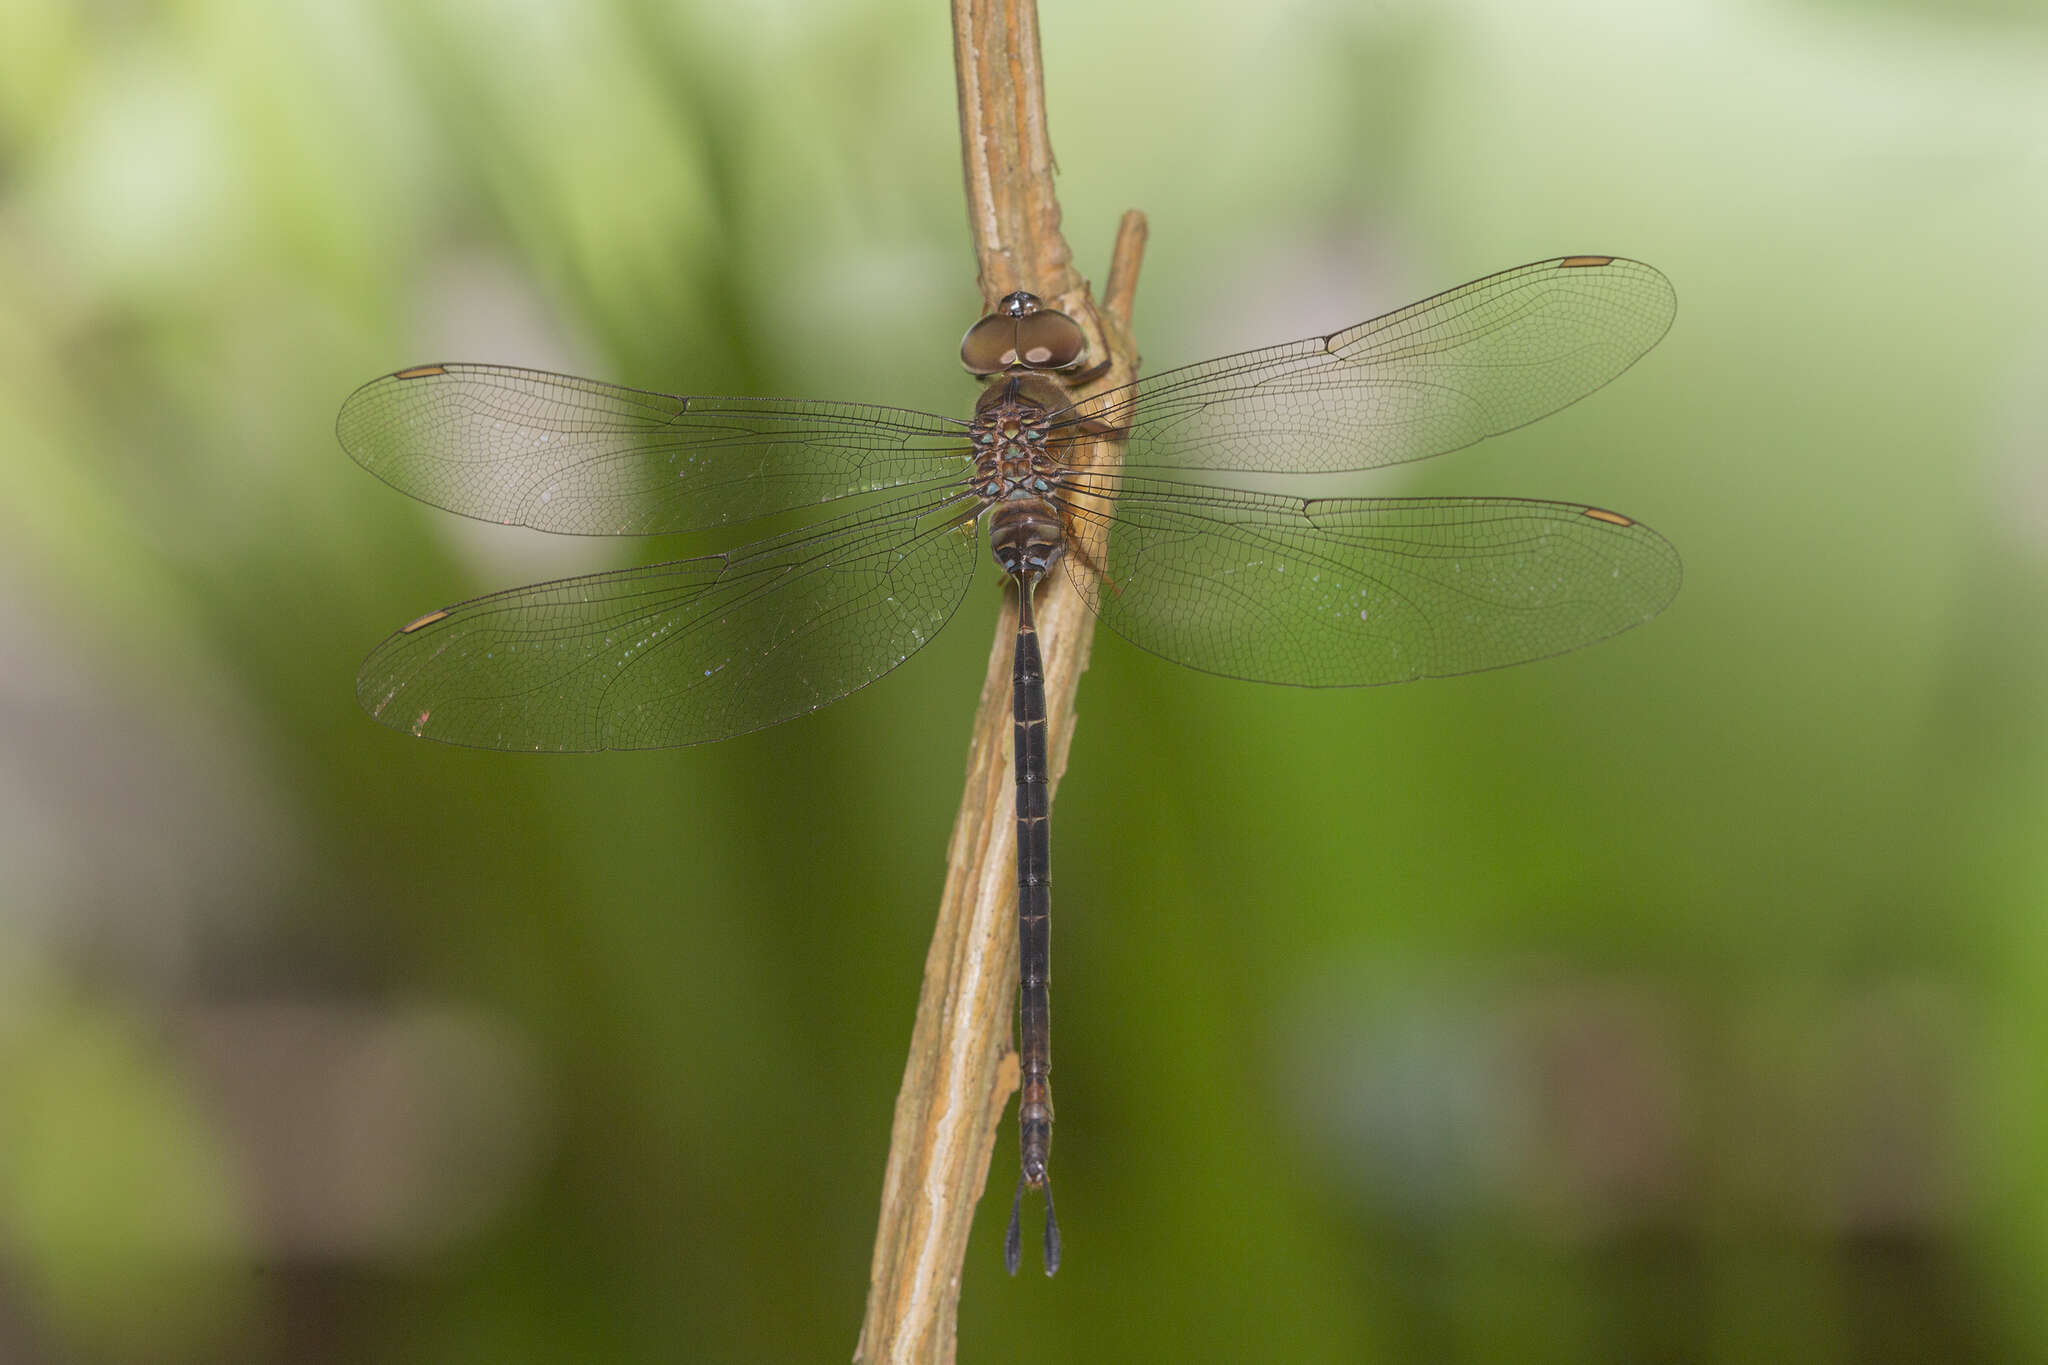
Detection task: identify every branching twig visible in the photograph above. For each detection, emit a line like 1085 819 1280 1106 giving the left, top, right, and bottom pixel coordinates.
854 2 1144 1359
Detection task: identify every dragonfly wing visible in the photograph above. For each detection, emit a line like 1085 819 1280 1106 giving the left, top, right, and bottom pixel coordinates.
357 483 980 749
1061 475 1679 685
338 363 971 535
1067 257 1674 477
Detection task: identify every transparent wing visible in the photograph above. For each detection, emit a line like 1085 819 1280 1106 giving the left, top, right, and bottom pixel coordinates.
1066 257 1675 476
1060 474 1679 685
337 363 971 536
357 482 980 750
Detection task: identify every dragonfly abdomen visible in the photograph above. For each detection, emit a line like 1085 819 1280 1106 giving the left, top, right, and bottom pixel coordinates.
1007 579 1061 1275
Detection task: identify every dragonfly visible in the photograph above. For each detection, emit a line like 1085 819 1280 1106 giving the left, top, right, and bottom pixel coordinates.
339 254 1680 1276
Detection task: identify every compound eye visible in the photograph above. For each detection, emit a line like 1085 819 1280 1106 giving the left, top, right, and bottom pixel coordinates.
1013 310 1085 370
960 313 1019 375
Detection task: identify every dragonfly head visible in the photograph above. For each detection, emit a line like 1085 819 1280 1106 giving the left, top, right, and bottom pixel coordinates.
961 292 1087 376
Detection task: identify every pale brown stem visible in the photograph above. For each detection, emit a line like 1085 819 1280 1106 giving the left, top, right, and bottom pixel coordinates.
854 1 1145 1359
1102 209 1148 332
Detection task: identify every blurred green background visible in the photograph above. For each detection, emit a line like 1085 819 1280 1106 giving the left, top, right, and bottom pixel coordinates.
3 0 2046 1360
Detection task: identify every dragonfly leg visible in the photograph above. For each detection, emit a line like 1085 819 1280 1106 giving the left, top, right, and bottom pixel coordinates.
1058 526 1126 601
1050 414 1130 472
1063 353 1113 387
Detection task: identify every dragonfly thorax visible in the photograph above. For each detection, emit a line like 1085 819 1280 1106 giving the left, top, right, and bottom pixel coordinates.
970 387 1066 499
972 387 1070 581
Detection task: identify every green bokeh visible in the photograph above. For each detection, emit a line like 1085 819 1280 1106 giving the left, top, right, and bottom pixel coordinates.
2 0 2046 1361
